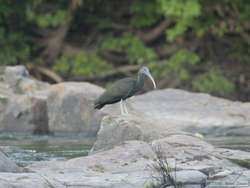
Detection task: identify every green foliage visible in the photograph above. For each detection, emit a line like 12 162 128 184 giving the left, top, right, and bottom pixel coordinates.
53 52 112 77
192 69 235 96
130 0 161 28
239 0 250 20
152 49 200 81
101 34 157 64
0 2 31 65
226 38 250 64
167 49 200 80
157 0 201 41
26 9 67 28
0 0 248 99
158 0 200 18
0 29 30 65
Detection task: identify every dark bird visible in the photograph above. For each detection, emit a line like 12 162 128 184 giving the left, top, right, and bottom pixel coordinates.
94 66 156 114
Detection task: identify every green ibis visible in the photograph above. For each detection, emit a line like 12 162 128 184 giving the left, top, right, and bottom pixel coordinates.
94 66 156 114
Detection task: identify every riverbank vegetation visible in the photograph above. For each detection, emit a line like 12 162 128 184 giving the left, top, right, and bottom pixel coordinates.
0 0 249 100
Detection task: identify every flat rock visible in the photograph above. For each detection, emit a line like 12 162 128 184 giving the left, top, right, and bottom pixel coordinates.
27 141 155 188
0 173 62 188
206 170 250 188
90 115 250 174
90 115 249 186
151 136 243 176
152 135 214 163
170 170 207 185
91 114 216 154
102 89 250 136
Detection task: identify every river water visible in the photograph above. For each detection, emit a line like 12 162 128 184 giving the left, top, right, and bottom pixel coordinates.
0 133 94 166
0 133 249 167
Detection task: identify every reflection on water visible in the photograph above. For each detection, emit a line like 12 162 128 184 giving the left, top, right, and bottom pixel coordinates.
206 136 250 152
0 133 94 166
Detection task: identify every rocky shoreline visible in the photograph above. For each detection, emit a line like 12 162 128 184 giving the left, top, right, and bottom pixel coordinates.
1 66 250 187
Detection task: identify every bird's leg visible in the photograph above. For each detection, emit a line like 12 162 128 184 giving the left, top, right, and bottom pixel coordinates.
123 100 129 114
120 99 125 115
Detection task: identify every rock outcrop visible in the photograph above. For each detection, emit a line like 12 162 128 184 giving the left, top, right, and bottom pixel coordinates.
0 66 104 134
0 141 155 188
1 137 250 187
103 89 250 136
91 115 173 153
1 65 250 136
1 65 250 187
0 66 50 133
89 114 250 187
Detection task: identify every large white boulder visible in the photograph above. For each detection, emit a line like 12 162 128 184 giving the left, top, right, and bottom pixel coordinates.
102 89 250 136
47 82 104 134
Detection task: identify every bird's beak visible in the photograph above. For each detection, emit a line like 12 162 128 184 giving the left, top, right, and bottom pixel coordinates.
145 71 156 89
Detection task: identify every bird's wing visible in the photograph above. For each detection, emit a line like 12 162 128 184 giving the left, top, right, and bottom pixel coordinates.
96 78 136 105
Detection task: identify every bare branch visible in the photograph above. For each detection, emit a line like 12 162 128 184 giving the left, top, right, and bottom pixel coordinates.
136 19 171 44
27 64 63 83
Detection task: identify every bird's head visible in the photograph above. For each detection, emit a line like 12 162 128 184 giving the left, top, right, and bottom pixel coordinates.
139 66 156 89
